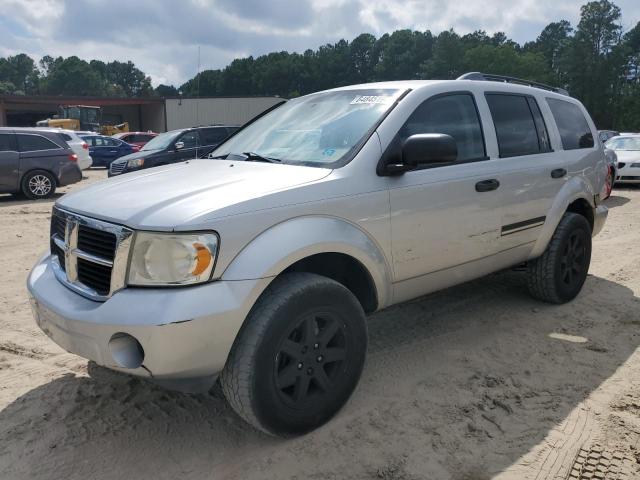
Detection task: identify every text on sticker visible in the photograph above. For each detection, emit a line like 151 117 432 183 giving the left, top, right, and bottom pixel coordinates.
350 95 393 105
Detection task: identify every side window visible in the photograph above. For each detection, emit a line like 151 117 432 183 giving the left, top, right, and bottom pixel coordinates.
0 133 16 152
399 93 486 162
179 131 199 148
200 128 228 145
547 98 595 150
60 133 72 141
94 137 105 146
485 94 545 158
105 137 118 146
16 134 60 152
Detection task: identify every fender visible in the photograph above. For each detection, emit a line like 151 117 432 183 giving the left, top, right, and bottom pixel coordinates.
221 215 393 309
529 175 596 259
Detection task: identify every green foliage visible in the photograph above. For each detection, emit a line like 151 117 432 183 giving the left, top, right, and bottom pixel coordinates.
0 1 638 129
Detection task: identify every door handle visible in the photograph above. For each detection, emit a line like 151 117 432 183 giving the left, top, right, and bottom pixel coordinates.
475 179 500 192
551 168 567 179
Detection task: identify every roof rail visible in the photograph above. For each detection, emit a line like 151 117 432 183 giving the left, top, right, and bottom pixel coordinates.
457 72 569 96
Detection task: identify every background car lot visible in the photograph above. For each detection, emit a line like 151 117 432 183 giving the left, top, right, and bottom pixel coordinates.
1 169 639 479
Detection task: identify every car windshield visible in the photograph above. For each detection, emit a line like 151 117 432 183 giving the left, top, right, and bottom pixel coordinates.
141 130 183 151
209 88 404 167
606 137 640 151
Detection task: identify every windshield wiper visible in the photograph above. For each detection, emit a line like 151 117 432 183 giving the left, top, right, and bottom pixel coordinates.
240 152 282 163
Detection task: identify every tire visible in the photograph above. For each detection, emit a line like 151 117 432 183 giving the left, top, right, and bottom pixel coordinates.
220 272 368 437
21 170 56 199
527 212 592 304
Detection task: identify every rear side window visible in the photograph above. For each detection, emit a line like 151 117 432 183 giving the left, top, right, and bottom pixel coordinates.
200 128 229 145
16 134 60 152
400 93 486 162
485 94 548 158
59 133 72 141
547 98 595 150
0 133 16 151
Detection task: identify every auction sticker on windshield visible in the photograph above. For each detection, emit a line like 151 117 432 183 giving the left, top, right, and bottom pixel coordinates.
350 95 394 105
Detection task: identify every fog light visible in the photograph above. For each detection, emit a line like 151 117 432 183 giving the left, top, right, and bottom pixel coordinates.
108 332 144 369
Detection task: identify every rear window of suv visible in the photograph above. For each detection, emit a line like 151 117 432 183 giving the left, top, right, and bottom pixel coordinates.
547 98 594 150
16 134 61 152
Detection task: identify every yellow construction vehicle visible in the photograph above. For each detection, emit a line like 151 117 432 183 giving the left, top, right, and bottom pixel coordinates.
36 105 129 135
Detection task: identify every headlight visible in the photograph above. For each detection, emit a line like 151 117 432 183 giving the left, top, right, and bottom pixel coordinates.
127 158 144 168
128 232 218 286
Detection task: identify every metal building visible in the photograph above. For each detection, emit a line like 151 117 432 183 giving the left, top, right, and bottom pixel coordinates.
165 96 283 130
0 94 283 132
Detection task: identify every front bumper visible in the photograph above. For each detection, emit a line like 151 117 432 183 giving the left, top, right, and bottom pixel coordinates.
27 252 270 391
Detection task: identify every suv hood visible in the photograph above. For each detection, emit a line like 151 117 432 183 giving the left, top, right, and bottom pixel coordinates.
58 160 332 229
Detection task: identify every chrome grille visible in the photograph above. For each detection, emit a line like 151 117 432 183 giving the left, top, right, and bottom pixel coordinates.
50 207 133 301
109 161 126 175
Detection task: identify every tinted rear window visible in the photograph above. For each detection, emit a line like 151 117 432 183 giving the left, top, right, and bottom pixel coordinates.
0 133 16 151
547 98 594 150
16 134 61 152
486 94 542 157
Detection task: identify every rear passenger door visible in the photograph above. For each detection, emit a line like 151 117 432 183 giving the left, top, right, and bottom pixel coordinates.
482 92 564 250
0 132 19 191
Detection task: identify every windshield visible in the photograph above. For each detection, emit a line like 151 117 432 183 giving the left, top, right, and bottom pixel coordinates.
210 88 403 167
606 137 640 151
141 130 183 151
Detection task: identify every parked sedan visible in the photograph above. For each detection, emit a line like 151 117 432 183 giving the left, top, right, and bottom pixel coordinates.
112 131 157 149
605 135 640 184
80 134 136 168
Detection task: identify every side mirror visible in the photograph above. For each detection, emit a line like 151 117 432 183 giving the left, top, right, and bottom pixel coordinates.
402 133 457 167
175 141 184 150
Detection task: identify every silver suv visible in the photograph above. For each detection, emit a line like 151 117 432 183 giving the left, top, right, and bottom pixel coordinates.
28 73 609 436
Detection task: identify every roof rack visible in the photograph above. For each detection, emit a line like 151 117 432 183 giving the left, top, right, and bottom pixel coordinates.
457 72 569 96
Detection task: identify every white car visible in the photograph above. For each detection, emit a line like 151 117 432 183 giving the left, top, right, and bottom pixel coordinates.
34 128 93 170
605 135 640 184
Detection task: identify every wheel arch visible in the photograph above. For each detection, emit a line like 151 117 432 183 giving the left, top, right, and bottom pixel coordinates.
529 176 596 259
220 216 393 311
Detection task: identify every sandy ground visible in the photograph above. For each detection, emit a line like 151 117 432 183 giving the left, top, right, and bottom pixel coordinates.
1 169 640 479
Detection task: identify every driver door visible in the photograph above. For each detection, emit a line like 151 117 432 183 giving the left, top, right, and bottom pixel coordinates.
175 130 200 161
388 92 504 284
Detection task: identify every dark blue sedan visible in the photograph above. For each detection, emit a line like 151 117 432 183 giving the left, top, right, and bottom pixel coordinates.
80 135 137 168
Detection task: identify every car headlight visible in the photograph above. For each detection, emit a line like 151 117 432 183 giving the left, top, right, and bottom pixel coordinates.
128 232 218 286
127 158 144 168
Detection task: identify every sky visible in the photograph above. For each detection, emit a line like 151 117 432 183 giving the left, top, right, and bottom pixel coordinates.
0 0 639 87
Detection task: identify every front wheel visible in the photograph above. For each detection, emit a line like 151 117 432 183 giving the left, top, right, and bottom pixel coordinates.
527 212 592 304
220 272 368 437
21 170 56 199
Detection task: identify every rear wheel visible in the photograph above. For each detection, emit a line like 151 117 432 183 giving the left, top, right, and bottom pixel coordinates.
527 212 592 304
21 170 56 199
220 272 368 437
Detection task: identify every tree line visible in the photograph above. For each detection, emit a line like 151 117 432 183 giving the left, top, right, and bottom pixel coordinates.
0 0 638 129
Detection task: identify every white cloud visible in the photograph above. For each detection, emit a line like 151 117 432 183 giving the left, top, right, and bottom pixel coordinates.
0 0 638 86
